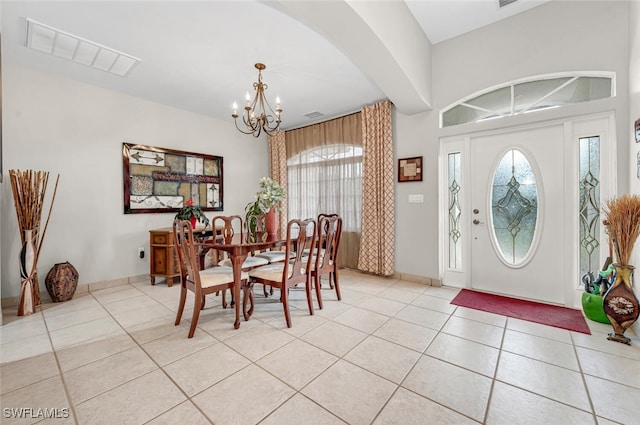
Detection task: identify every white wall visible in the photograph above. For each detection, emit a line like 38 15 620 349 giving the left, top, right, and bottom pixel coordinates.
628 0 640 335
630 1 640 265
394 0 630 282
1 64 269 300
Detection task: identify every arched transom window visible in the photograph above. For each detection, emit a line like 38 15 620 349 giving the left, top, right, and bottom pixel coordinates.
440 72 615 128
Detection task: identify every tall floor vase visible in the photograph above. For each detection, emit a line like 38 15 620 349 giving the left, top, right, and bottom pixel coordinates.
603 264 639 345
18 229 38 316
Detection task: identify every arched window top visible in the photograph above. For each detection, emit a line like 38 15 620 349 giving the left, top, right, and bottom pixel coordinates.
287 144 362 165
440 72 615 128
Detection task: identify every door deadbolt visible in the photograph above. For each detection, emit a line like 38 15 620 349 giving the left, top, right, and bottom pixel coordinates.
473 209 479 214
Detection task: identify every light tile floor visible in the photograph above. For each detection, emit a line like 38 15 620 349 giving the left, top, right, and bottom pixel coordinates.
1 269 640 424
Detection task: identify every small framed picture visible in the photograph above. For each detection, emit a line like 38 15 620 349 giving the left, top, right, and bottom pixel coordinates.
398 156 423 182
635 118 640 143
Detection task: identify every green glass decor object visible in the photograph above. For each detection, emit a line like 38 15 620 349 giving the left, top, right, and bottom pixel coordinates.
581 291 610 324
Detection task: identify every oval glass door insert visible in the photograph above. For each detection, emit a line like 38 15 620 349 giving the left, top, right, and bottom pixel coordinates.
491 149 539 265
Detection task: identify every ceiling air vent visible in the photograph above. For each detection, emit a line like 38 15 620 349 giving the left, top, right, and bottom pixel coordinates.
26 18 141 77
304 111 324 120
499 0 518 7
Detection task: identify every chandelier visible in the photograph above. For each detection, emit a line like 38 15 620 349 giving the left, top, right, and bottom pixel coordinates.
232 63 282 138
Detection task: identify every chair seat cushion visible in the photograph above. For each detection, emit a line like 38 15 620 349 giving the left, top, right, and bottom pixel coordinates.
198 266 248 288
255 250 292 263
301 255 333 271
249 263 305 282
218 256 269 269
302 246 326 256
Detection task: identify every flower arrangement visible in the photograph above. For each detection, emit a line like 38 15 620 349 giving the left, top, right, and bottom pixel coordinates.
175 199 210 228
245 177 285 232
245 177 286 214
603 194 640 266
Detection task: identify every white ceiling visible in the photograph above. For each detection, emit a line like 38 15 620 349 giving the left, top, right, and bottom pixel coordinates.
1 0 549 130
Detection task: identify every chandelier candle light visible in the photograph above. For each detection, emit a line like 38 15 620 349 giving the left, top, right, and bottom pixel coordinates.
232 63 282 137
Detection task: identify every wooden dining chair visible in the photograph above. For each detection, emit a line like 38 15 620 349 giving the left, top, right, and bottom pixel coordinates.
309 214 342 309
302 213 340 286
247 218 317 327
173 219 248 338
215 215 269 270
303 213 339 255
245 213 266 240
211 215 267 311
246 213 275 297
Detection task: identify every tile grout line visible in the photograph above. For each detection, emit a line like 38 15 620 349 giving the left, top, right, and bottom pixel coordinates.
480 313 509 425
570 330 600 424
370 304 484 425
493 319 608 420
231 280 422 425
205 289 352 425
84 287 217 424
40 304 81 425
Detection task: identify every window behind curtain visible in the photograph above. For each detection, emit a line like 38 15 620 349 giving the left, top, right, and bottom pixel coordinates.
287 144 362 232
285 113 362 268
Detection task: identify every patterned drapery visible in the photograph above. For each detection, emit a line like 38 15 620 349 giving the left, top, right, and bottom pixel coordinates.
357 100 395 276
269 130 288 240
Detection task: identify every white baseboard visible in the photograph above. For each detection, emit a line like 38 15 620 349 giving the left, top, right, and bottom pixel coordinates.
1 274 151 308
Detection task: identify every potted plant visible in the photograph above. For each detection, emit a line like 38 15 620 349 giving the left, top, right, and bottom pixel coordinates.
175 199 210 229
245 177 286 235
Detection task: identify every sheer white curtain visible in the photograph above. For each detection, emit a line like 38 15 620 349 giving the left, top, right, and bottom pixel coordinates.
285 114 362 268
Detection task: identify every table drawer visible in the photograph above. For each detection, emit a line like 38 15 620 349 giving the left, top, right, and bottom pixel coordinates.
151 233 170 244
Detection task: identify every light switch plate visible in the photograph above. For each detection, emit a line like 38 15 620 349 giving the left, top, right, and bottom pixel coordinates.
408 194 424 203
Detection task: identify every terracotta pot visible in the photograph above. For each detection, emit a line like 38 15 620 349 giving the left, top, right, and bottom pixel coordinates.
265 207 278 235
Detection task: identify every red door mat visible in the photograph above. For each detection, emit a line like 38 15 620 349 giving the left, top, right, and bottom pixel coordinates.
451 289 591 334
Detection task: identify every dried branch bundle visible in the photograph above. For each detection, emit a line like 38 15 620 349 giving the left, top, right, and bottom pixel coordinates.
10 170 59 248
9 169 60 312
603 194 640 266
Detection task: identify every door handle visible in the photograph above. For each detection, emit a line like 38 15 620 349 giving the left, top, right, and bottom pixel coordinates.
473 219 484 225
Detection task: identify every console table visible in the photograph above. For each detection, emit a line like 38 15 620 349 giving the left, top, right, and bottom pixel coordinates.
148 226 216 287
149 228 180 287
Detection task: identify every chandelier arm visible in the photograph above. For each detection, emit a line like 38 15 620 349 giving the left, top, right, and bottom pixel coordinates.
234 118 261 136
241 112 257 129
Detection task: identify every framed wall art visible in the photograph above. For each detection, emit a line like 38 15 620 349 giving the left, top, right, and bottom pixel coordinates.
398 156 423 182
635 118 640 143
123 143 223 214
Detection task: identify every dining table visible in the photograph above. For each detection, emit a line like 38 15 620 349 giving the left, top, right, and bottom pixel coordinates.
203 232 284 329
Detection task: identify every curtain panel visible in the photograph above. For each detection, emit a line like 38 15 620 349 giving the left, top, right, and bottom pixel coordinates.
269 130 287 240
285 113 362 159
357 100 395 276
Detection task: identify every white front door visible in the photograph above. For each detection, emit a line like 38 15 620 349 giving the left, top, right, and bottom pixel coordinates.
440 114 616 307
470 124 566 304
